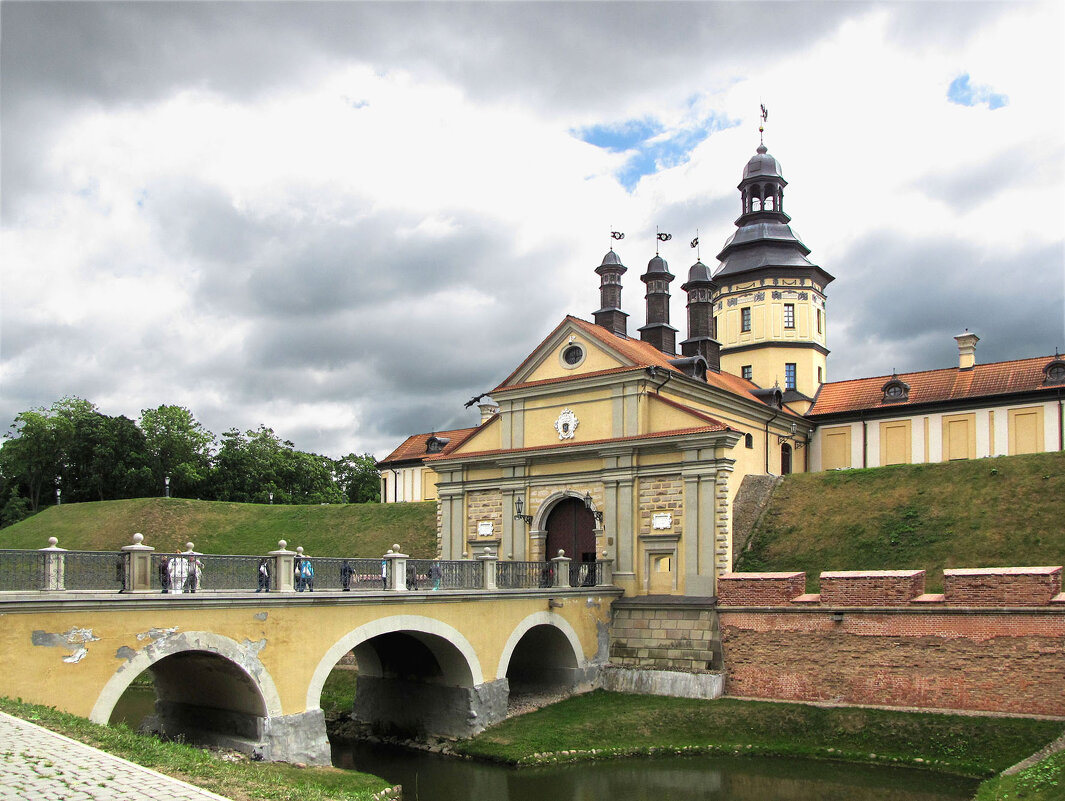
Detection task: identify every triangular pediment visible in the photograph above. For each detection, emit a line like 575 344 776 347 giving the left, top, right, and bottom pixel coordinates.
495 317 644 390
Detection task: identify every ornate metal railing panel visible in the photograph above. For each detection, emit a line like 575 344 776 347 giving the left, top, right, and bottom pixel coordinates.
409 559 483 590
311 557 384 591
568 561 603 588
496 561 552 589
65 551 128 591
0 550 45 591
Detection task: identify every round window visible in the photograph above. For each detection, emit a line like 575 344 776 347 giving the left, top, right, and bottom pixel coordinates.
562 345 584 365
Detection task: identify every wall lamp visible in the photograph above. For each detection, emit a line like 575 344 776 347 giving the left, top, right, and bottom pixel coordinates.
583 492 604 523
777 422 807 450
514 496 533 525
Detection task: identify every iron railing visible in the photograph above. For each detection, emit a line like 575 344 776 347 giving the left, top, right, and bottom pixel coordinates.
0 550 45 591
569 561 603 588
497 561 553 589
309 558 385 591
65 551 128 591
409 559 483 590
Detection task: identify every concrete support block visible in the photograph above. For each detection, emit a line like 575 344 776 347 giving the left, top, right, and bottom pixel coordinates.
602 666 724 700
39 538 66 591
552 553 571 588
121 533 155 593
261 709 331 766
269 541 296 593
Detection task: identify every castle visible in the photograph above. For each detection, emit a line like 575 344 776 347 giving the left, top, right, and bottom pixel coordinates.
379 137 1065 598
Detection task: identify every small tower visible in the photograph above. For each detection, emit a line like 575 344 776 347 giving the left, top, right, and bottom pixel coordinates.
638 254 677 355
712 137 834 400
593 250 629 337
680 259 720 371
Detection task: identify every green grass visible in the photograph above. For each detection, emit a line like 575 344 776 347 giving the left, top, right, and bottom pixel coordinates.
320 668 359 717
736 451 1065 591
454 691 1064 778
0 497 437 558
0 697 392 801
976 749 1065 800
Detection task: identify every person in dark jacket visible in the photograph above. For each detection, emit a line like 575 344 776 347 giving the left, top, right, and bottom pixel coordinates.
340 560 354 591
257 558 270 592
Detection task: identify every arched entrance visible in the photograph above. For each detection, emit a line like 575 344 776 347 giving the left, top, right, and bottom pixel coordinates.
544 497 597 567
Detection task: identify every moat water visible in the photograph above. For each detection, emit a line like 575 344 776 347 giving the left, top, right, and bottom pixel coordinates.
113 687 980 801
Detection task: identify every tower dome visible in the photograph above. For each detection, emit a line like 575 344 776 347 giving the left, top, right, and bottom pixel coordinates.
645 254 670 275
742 143 784 181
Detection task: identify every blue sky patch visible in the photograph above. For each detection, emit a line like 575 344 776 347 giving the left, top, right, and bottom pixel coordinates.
948 74 1008 110
574 111 739 191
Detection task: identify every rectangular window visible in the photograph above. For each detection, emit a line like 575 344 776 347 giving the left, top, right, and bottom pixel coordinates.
785 363 797 390
741 307 752 332
817 366 823 384
784 303 795 329
741 365 753 381
817 308 823 334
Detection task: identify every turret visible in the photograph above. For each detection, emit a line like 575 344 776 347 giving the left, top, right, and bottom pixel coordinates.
593 250 628 337
638 254 677 355
680 260 720 371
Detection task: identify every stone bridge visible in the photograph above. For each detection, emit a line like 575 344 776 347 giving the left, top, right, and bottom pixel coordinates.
1 557 619 763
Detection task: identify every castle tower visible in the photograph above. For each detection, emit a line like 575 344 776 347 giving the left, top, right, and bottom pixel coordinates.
712 141 834 400
638 253 677 355
593 249 629 336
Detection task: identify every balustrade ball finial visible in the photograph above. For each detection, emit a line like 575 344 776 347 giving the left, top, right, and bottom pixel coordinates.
133 533 144 545
278 540 287 549
48 537 58 547
296 546 304 555
558 549 565 557
392 543 400 552
186 542 194 551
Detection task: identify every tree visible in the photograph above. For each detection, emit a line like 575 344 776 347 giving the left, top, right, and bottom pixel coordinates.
335 453 381 503
139 405 215 498
1 402 75 512
55 399 152 502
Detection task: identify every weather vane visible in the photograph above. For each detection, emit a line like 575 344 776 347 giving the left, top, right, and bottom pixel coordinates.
690 229 700 260
610 230 625 242
655 226 671 255
759 103 768 145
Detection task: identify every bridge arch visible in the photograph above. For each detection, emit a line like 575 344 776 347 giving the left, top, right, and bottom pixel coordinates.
91 630 282 725
495 611 585 680
306 614 484 710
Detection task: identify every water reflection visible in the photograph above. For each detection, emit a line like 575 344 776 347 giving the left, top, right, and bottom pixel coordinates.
334 740 979 801
113 687 978 801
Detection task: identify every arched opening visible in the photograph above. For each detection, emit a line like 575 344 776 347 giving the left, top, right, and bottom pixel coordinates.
110 650 268 753
504 624 580 710
314 619 498 742
781 443 793 475
544 497 597 578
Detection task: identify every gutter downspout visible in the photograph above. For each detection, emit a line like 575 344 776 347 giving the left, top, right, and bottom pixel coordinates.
764 410 780 474
860 412 868 468
1058 388 1063 451
390 469 400 502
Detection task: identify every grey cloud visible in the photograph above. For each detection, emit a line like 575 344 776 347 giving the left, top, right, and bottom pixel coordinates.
913 145 1060 214
828 235 1064 380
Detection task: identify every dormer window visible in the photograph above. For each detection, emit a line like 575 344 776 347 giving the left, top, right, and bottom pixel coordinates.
425 436 450 454
1044 358 1065 385
881 376 910 403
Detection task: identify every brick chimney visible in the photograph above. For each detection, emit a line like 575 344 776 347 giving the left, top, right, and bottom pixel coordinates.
954 331 979 370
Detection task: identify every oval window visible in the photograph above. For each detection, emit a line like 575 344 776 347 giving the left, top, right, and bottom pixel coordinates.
562 345 584 365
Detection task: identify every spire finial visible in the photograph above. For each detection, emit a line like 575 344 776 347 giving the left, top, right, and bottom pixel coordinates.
758 103 768 153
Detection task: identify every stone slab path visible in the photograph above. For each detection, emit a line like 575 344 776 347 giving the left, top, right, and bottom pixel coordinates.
0 711 233 800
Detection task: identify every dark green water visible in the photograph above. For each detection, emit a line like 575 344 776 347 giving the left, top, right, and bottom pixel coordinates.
332 740 979 801
112 687 979 801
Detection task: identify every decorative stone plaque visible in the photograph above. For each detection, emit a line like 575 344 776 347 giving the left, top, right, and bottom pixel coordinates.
651 512 672 530
478 521 494 537
554 408 579 440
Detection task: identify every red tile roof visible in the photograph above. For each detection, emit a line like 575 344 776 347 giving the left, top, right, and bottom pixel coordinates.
377 426 479 466
809 354 1060 416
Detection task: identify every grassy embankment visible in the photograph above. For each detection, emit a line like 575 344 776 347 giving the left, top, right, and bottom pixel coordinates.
452 691 1063 780
0 697 392 801
736 451 1065 591
0 497 438 558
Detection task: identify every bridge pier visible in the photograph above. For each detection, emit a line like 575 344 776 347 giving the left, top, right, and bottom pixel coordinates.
352 677 509 739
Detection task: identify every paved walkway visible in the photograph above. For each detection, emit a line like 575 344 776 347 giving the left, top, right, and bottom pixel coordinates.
0 711 233 801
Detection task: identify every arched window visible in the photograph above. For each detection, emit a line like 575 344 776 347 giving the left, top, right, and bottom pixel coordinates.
744 433 754 449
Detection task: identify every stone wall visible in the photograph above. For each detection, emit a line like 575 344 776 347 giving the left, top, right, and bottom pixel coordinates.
637 475 683 536
466 490 502 542
609 598 720 672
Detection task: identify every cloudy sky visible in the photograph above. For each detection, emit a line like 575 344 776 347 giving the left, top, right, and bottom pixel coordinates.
2 1 1063 460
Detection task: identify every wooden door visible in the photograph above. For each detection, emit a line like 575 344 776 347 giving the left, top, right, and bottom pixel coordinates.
544 498 596 563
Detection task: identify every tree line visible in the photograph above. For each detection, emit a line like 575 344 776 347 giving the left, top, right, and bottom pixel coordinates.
0 397 381 527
